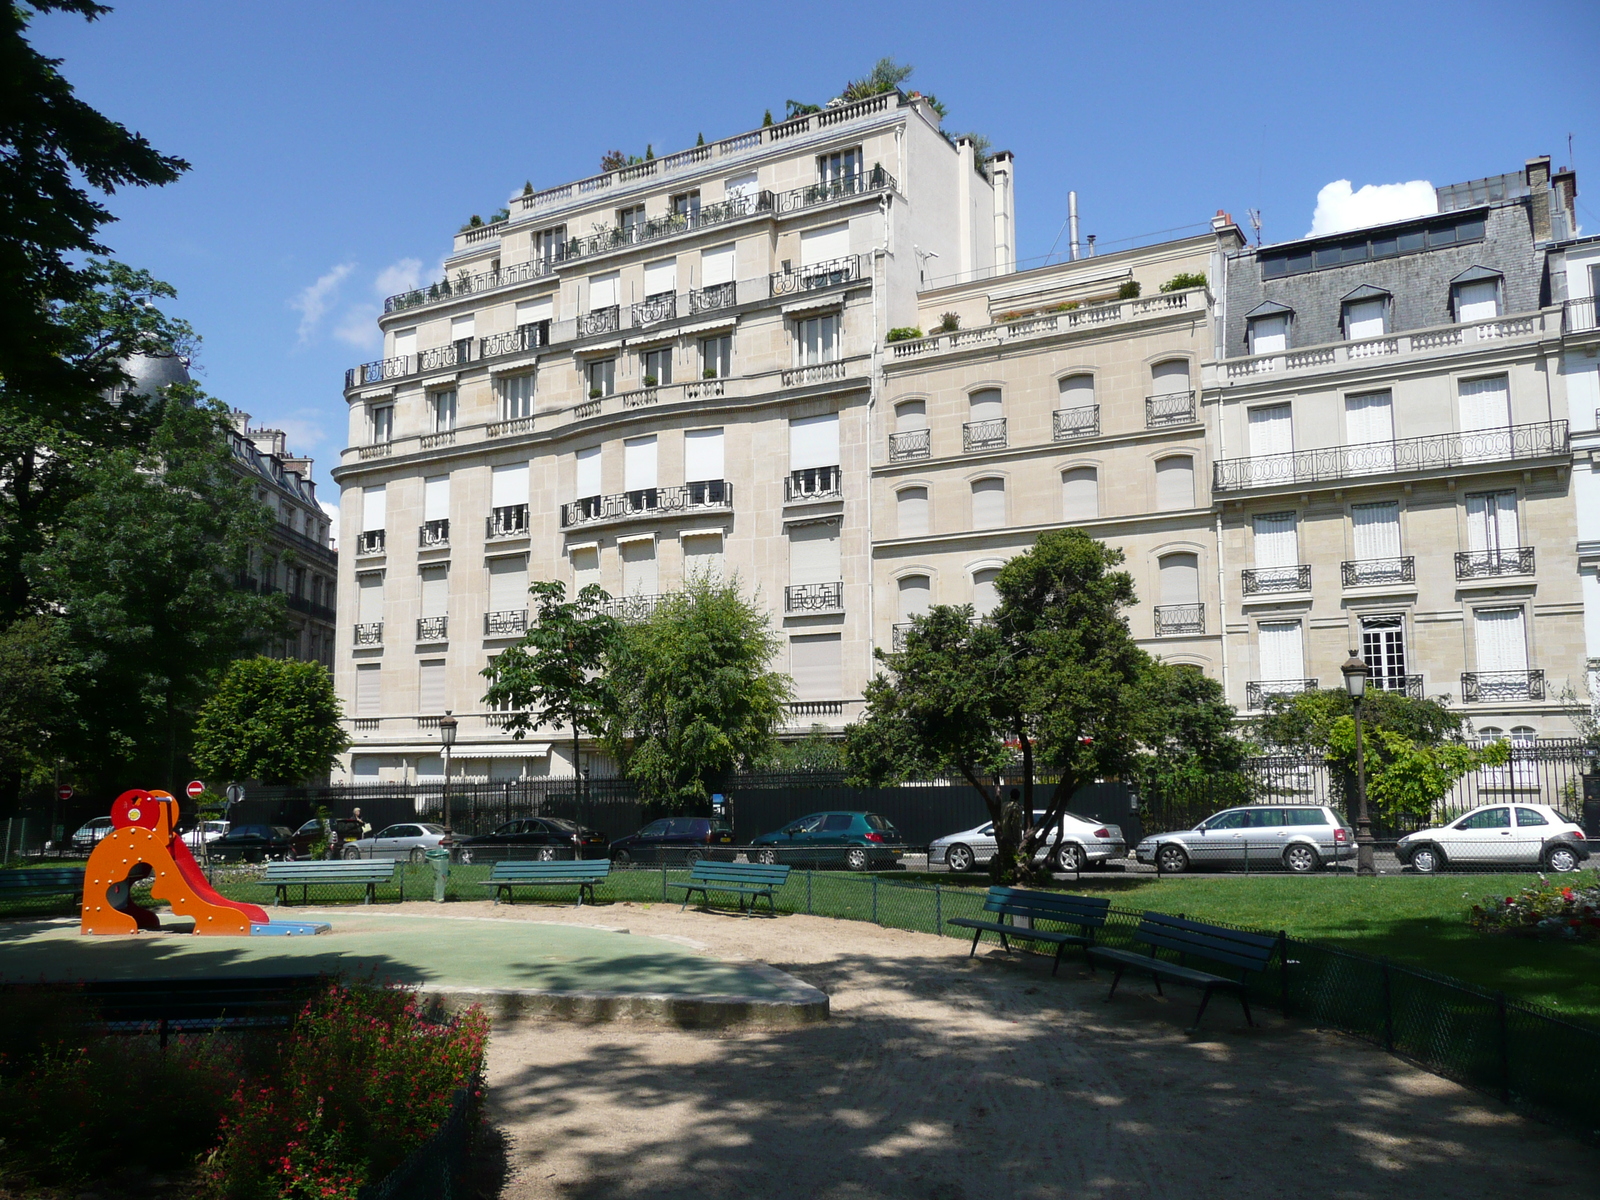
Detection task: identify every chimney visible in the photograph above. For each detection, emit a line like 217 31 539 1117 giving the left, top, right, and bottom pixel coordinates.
1526 156 1552 242
1212 209 1234 234
1068 191 1080 261
1553 166 1577 235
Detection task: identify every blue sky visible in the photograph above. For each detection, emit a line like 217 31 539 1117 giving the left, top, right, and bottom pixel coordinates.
32 0 1600 488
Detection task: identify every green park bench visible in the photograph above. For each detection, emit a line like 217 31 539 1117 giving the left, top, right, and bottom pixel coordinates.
263 859 402 906
668 860 791 916
947 887 1110 976
0 867 85 906
480 860 610 906
1086 912 1278 1029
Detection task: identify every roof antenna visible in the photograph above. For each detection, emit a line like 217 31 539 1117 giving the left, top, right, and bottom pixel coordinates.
1247 208 1263 246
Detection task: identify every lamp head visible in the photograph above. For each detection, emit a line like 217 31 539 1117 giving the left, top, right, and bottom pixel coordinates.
438 711 458 747
1340 651 1369 700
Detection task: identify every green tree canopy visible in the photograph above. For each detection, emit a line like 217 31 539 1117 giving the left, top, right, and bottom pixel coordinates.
192 657 349 786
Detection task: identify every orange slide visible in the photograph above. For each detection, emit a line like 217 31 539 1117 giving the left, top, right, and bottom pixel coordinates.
81 790 270 936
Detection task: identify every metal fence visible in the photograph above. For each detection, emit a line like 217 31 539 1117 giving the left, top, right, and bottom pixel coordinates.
359 1077 480 1200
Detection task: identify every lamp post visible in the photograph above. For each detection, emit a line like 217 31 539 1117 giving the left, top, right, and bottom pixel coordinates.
438 711 458 834
1341 651 1375 877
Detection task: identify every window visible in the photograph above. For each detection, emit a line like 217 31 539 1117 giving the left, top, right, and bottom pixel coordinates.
589 272 619 311
790 634 842 700
1159 553 1200 606
420 563 448 618
972 568 1001 617
643 257 676 299
361 485 386 539
796 314 840 364
800 223 850 270
617 205 644 237
430 389 457 432
624 435 658 504
1258 619 1305 684
586 358 615 397
897 575 931 622
896 486 929 537
534 225 566 264
1248 314 1289 355
1150 359 1191 396
672 191 701 221
393 327 417 359
1361 616 1408 690
818 148 862 185
369 404 393 444
355 664 382 715
971 477 1006 529
895 399 927 432
500 374 534 420
1154 456 1194 511
356 571 383 624
701 334 732 378
789 413 839 475
574 445 601 502
1351 501 1402 574
1058 374 1094 407
1458 375 1510 432
1458 807 1511 830
701 244 736 287
418 659 446 714
1343 297 1387 340
683 532 723 580
570 545 600 590
1248 403 1293 457
1061 467 1098 521
1474 606 1529 674
488 555 528 614
620 538 657 595
450 314 475 344
1252 512 1299 585
725 171 758 203
515 296 553 328
1515 806 1549 827
969 388 1003 422
1346 390 1394 471
423 474 449 542
640 347 672 387
1466 490 1519 553
789 521 841 585
1454 277 1501 322
684 427 724 485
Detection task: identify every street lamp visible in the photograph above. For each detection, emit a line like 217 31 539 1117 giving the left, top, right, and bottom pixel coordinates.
1341 650 1375 877
438 711 458 834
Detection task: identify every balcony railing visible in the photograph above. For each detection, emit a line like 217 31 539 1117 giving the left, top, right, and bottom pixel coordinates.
684 378 725 400
786 465 841 502
384 257 556 315
480 321 549 360
418 338 474 373
1241 565 1311 595
1221 312 1546 379
560 480 732 529
419 519 450 548
770 254 863 297
356 530 386 555
353 622 383 646
285 594 336 623
689 281 737 314
487 415 535 438
889 428 930 461
785 581 844 612
1153 603 1205 636
1213 421 1569 493
1566 296 1598 333
484 609 528 637
416 616 448 642
630 293 677 327
598 592 674 622
1455 546 1535 579
579 306 620 338
1145 390 1196 428
486 504 530 538
1053 405 1099 440
963 417 1007 453
1247 679 1320 708
1371 673 1424 699
891 622 912 651
558 192 775 265
788 700 843 716
1342 557 1415 587
1462 670 1545 703
777 165 896 213
346 355 413 389
782 360 846 387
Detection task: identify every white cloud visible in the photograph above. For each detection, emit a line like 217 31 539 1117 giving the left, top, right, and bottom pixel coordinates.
374 257 423 296
290 262 356 345
1307 179 1437 237
319 500 341 549
333 303 381 350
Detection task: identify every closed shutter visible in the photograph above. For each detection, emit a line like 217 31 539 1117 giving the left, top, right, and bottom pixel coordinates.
1352 502 1402 559
624 436 657 490
356 664 382 715
393 328 417 358
725 172 757 200
571 546 600 589
1456 279 1499 321
701 244 735 286
1249 315 1288 354
1248 404 1294 456
1061 468 1098 521
684 428 724 482
789 413 839 470
420 565 448 618
621 540 657 595
1345 392 1393 443
894 400 926 432
971 478 1006 529
1155 457 1194 511
800 223 850 266
1466 491 1519 552
451 314 475 341
424 475 450 522
1258 620 1305 681
896 487 929 537
418 660 447 714
788 522 840 584
575 446 601 498
972 568 1001 617
1151 360 1190 395
516 296 553 325
1459 376 1510 462
1159 554 1201 605
589 272 619 309
491 463 529 507
357 573 384 623
643 258 676 297
1253 512 1298 568
488 556 527 611
1059 374 1095 404
1345 299 1386 339
683 533 723 579
790 633 842 700
897 575 931 621
1474 608 1528 673
362 486 386 532
968 389 1003 421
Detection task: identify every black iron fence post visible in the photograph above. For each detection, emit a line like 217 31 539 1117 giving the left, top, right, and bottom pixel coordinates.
935 883 943 936
1495 991 1510 1104
1381 958 1394 1051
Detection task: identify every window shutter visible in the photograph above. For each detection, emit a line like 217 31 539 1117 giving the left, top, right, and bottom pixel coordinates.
789 413 840 469
790 633 842 700
589 272 619 309
1474 608 1527 673
1252 512 1298 568
418 660 447 714
424 475 450 522
362 486 386 532
575 446 601 498
450 314 475 341
488 556 527 611
1159 554 1201 605
800 223 850 266
1059 375 1095 403
1456 279 1499 321
788 522 840 584
356 664 382 716
420 565 448 618
1249 315 1288 354
971 478 1006 529
1248 404 1294 456
701 244 736 286
357 573 384 623
624 436 658 490
725 172 757 200
1345 299 1386 339
491 463 529 507
643 258 677 297
1258 620 1304 681
1351 502 1401 559
1061 468 1098 521
896 487 929 537
684 428 724 482
1155 457 1194 510
393 328 417 358
571 546 600 589
968 389 1003 421
897 575 931 621
620 539 657 595
683 533 724 579
1151 360 1191 395
1467 491 1518 552
516 297 553 325
1345 392 1393 444
894 400 926 432
1458 375 1510 431
972 568 1001 617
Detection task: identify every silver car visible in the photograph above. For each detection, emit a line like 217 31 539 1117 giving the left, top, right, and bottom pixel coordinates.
341 822 451 863
1134 804 1354 874
931 811 1127 873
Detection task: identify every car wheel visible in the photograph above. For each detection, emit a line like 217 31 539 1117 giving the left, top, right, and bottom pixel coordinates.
846 847 869 872
755 848 779 865
1155 844 1190 874
1409 844 1441 874
1054 843 1085 873
612 850 631 864
684 849 704 867
946 844 975 873
409 847 425 864
1283 843 1321 874
343 845 362 860
1546 845 1580 873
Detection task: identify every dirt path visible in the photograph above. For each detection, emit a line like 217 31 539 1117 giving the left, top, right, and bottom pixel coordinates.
414 900 1595 1200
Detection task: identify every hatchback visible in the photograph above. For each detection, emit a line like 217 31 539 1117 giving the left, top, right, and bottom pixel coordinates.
930 810 1127 873
1396 803 1588 873
340 822 451 862
750 812 905 871
609 817 735 865
1134 805 1355 873
456 817 609 863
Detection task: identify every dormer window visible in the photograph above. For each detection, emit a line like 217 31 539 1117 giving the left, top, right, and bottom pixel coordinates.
1341 286 1391 340
1245 301 1293 355
1451 267 1503 322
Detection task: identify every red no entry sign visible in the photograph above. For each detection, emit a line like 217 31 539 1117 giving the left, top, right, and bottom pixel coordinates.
186 780 205 799
56 784 73 802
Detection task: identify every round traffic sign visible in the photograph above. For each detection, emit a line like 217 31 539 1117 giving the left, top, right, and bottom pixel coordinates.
225 783 245 805
56 784 73 802
186 780 205 799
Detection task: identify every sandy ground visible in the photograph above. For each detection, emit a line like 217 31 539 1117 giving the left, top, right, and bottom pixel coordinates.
405 900 1597 1200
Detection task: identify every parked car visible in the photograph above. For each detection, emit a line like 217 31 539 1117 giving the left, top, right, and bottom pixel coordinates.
340 822 452 862
456 817 609 863
930 811 1127 873
181 820 230 851
1133 805 1355 874
50 816 113 853
1396 803 1589 873
750 812 905 871
608 817 734 864
207 824 294 864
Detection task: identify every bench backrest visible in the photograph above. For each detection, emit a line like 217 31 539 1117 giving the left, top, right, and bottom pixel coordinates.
1134 912 1277 974
487 861 611 881
984 887 1110 927
689 861 791 886
0 868 85 890
263 861 398 882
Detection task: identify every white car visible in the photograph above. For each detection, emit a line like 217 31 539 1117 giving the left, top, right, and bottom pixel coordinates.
930 810 1126 873
1396 803 1589 873
341 822 452 863
181 820 230 850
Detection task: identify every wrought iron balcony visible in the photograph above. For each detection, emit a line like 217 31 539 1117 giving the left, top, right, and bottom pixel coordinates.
486 504 529 538
776 165 896 213
1145 390 1196 428
1153 603 1205 636
786 466 841 502
782 360 846 388
689 281 736 314
889 428 930 461
285 595 336 623
356 530 386 555
1053 405 1099 440
419 519 450 548
579 306 620 338
1246 679 1320 708
631 293 677 327
1462 670 1545 703
1371 673 1424 699
484 609 528 637
416 616 448 642
1213 421 1568 493
1455 546 1535 579
418 338 474 373
1565 296 1597 333
384 257 555 315
557 192 776 266
353 622 383 646
346 355 412 389
891 622 912 651
785 581 844 612
560 480 732 529
1342 557 1415 587
1241 565 1311 594
963 418 1007 453
480 321 549 360
598 592 674 622
770 254 863 297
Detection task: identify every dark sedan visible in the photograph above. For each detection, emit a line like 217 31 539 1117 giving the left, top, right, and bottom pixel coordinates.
207 824 293 864
455 817 608 862
609 817 735 865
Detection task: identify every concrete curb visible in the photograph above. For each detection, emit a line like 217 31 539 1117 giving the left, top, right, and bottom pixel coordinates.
423 979 829 1029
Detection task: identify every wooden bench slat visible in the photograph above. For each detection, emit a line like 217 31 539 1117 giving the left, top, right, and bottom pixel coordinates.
483 859 610 906
1086 912 1279 1029
954 888 1109 976
263 860 401 906
672 862 791 916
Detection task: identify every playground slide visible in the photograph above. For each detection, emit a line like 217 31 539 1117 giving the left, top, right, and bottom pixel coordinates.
168 832 269 924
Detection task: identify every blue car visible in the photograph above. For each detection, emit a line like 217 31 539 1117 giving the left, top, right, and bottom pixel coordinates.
750 812 905 871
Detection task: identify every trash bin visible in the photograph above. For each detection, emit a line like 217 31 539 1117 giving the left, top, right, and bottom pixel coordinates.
425 847 450 902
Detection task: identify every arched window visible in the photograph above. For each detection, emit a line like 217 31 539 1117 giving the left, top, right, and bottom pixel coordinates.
972 568 1001 617
1155 455 1195 510
968 388 1003 420
896 486 929 538
1158 553 1200 606
1058 374 1094 404
894 399 926 432
1061 467 1098 522
1150 359 1190 395
897 574 931 622
971 477 1006 529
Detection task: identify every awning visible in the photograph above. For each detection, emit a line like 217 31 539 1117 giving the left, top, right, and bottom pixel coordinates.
350 743 552 759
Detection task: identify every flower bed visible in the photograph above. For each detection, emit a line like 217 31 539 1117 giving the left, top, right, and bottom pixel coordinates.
1469 873 1600 940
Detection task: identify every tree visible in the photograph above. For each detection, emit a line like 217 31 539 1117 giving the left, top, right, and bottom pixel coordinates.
192 657 348 786
1130 659 1250 792
840 57 915 101
602 577 791 808
0 616 76 789
480 582 619 783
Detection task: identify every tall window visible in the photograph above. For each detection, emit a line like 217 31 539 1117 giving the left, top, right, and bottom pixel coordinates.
588 272 619 312
897 574 931 623
643 257 676 300
534 225 566 265
1346 390 1394 471
488 555 528 617
701 334 732 378
672 191 701 221
640 347 672 386
430 389 456 432
369 404 393 445
1466 490 1519 553
1159 552 1200 607
586 358 615 398
895 399 926 432
1150 359 1191 395
684 427 724 486
790 633 842 701
1361 615 1408 690
1154 455 1195 511
1474 607 1529 683
355 664 382 716
1252 512 1299 587
1058 374 1095 411
1257 620 1305 687
620 539 657 595
617 205 645 237
570 545 600 591
1061 467 1098 521
818 148 862 185
896 486 929 537
500 374 534 420
1248 403 1293 457
418 659 446 714
1350 501 1402 581
797 314 840 364
971 477 1006 529
972 568 1001 617
683 532 723 580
